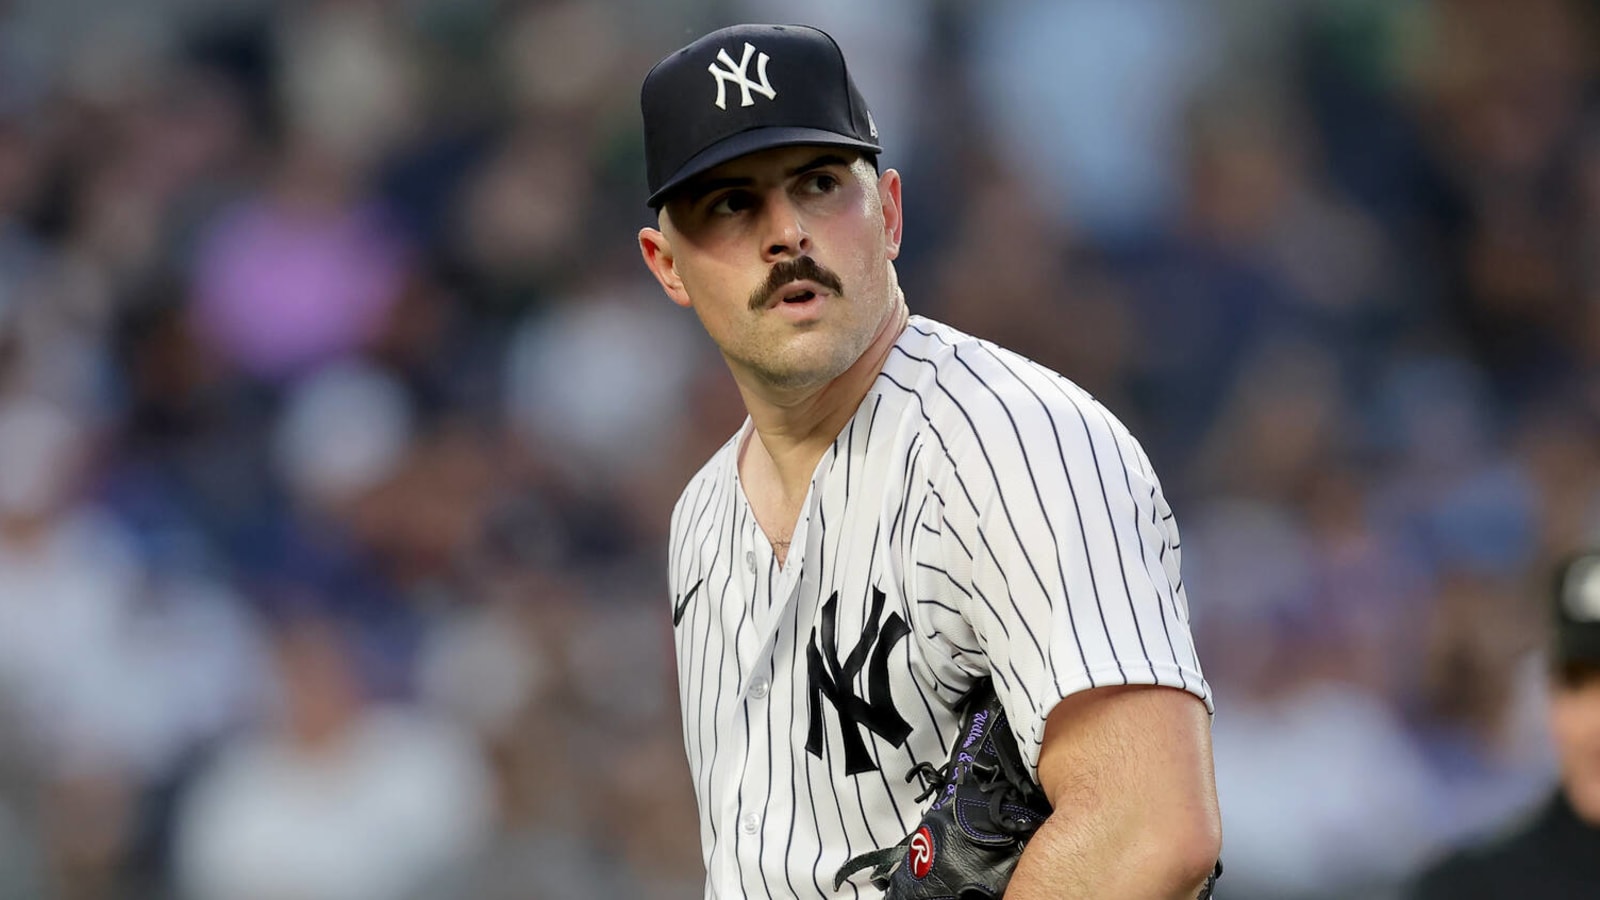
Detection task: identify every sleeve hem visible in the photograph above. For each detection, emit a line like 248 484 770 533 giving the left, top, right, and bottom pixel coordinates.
1014 662 1213 775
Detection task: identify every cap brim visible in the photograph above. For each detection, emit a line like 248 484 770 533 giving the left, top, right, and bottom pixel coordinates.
647 126 881 208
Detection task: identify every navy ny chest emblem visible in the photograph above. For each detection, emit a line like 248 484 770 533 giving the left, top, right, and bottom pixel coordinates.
805 587 912 774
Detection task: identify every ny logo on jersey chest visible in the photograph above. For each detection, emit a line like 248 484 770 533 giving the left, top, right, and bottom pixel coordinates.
805 587 911 775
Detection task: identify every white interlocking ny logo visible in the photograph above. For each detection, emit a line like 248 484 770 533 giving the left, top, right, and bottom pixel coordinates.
708 42 777 110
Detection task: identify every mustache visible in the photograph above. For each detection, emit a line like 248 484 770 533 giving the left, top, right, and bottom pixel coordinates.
749 257 845 311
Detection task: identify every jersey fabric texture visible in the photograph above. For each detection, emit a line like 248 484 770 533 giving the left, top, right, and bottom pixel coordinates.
666 316 1212 899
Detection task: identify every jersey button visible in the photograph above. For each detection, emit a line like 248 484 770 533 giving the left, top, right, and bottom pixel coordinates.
740 812 760 835
745 550 757 573
750 679 769 700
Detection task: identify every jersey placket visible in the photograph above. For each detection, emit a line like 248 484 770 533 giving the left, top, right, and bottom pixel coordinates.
722 487 819 895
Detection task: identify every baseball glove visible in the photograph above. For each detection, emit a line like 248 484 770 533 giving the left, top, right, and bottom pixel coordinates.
833 678 1222 899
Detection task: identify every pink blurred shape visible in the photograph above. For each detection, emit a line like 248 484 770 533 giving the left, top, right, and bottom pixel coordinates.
190 198 407 381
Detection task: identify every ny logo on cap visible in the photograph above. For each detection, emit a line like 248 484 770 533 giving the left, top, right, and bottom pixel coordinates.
708 42 777 110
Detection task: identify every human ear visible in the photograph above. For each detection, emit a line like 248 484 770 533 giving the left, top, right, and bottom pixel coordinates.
878 168 903 261
639 226 692 308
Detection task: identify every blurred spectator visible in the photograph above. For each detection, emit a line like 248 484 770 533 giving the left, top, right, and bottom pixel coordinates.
173 610 492 900
188 173 411 382
969 0 1222 239
504 286 703 484
1212 663 1439 898
0 394 265 897
276 0 421 172
1408 550 1600 898
273 359 414 510
0 396 227 780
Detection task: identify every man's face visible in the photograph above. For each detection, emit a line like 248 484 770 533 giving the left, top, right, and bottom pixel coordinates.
1551 667 1600 824
639 145 902 392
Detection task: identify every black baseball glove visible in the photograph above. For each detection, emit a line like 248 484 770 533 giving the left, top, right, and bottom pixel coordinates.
834 678 1222 899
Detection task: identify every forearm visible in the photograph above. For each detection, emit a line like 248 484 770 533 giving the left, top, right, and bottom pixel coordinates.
1003 810 1217 899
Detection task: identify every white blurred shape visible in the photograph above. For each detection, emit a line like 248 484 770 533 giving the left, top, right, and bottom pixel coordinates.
176 705 493 900
118 576 272 777
505 292 700 477
0 394 85 519
972 0 1220 236
1213 682 1437 895
418 605 546 737
278 1 418 165
0 507 141 776
274 359 414 506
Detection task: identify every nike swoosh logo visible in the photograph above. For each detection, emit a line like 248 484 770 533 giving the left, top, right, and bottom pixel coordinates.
673 578 704 626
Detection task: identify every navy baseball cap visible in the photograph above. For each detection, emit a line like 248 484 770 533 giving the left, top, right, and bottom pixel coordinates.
1554 550 1600 666
641 23 881 208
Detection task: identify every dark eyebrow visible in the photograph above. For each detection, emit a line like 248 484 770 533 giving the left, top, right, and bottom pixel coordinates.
788 153 853 176
681 153 855 206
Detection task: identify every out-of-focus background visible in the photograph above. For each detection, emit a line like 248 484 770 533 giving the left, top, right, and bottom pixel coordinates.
0 0 1596 898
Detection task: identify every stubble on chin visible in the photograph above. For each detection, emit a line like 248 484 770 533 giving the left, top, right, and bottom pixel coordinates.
734 318 868 393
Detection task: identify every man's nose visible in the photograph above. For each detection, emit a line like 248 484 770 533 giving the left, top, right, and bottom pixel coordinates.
761 193 811 261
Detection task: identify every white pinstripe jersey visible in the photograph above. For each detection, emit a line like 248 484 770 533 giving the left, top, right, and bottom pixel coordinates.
667 316 1211 899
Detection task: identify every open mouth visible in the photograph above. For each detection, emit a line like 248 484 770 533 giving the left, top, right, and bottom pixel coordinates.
771 281 826 307
751 262 843 312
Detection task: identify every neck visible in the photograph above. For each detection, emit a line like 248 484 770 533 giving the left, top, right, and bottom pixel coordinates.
739 299 908 496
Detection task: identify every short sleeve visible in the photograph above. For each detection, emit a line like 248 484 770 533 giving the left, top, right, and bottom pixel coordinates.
913 352 1211 775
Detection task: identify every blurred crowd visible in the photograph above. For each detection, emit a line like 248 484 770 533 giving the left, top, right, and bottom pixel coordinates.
0 0 1595 898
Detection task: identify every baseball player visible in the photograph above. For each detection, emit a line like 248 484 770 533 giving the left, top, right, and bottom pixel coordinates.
637 23 1221 899
1407 550 1600 899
